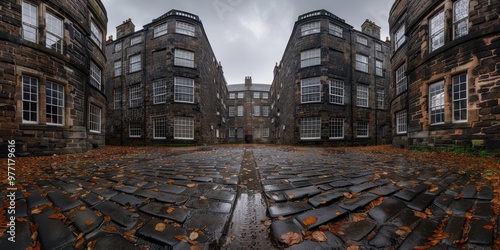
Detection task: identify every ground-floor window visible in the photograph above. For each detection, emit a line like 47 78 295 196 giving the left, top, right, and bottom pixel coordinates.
129 122 142 138
237 128 244 139
229 128 235 138
429 81 444 124
453 74 467 122
153 117 167 139
174 117 194 140
89 104 102 133
329 118 344 139
262 128 270 138
356 121 369 138
300 117 321 140
396 110 407 134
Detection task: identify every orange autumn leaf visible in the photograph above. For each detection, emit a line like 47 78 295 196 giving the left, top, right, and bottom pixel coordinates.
343 192 354 199
189 231 199 241
187 184 196 188
85 220 93 226
103 216 111 222
174 235 189 242
280 232 302 246
103 226 117 232
302 216 318 226
31 208 42 215
311 231 327 242
482 225 494 230
155 222 166 232
75 238 85 248
48 213 65 220
414 211 427 220
166 207 175 214
352 213 367 222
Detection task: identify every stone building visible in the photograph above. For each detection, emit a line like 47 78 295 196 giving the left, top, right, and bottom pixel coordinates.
0 0 107 156
270 10 392 145
105 10 228 146
390 0 500 150
227 77 271 143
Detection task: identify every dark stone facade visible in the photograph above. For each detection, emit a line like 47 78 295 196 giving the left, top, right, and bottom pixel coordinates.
0 0 107 156
390 0 500 150
105 10 228 146
270 10 392 145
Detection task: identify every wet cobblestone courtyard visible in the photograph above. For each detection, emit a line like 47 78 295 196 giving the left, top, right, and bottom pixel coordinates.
1 145 499 249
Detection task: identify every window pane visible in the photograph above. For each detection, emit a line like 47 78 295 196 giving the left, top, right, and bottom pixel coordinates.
453 74 467 122
301 49 321 68
153 118 167 139
174 77 194 103
300 117 321 139
176 22 195 36
153 79 167 104
154 23 168 37
301 21 320 36
46 82 64 125
301 77 321 103
175 49 195 68
329 80 344 105
329 118 344 139
429 81 445 124
357 85 369 107
430 11 445 51
22 76 38 123
174 117 194 139
89 104 101 133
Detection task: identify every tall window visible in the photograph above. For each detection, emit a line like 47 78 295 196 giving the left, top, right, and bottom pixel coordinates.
262 128 270 138
301 21 320 36
356 122 369 138
174 117 194 140
45 12 63 53
355 54 368 73
453 74 467 122
330 119 344 139
253 92 260 99
357 85 369 107
357 36 368 46
396 64 407 94
91 21 102 48
238 92 244 99
301 49 321 68
90 62 102 90
129 55 141 73
22 76 38 123
114 89 122 110
129 84 142 108
229 128 235 138
375 60 383 76
22 1 38 43
229 93 235 99
129 122 142 138
262 106 270 117
130 36 141 45
396 110 407 134
254 105 260 116
153 79 167 104
174 49 194 68
154 23 168 37
237 128 244 139
453 0 469 39
176 22 195 36
237 106 243 116
229 106 235 117
329 80 344 105
153 118 167 139
114 61 122 77
430 11 445 52
301 77 321 103
115 42 122 52
429 81 445 124
46 82 64 125
394 26 405 50
329 23 343 37
262 93 269 99
89 104 101 133
377 89 384 109
174 77 194 103
300 117 321 140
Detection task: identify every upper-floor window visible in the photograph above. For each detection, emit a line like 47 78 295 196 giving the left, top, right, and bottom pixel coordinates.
129 84 142 108
237 106 244 116
22 1 38 43
129 54 141 73
46 82 64 126
377 89 384 109
355 54 368 73
229 93 235 99
90 62 102 90
174 49 195 68
238 92 244 99
329 79 344 105
176 22 195 36
429 81 445 124
394 26 405 51
115 42 122 52
453 74 468 122
375 60 383 77
396 64 407 94
114 89 122 110
22 76 38 124
453 0 469 39
430 11 445 52
91 21 103 49
154 23 168 37
254 105 261 116
329 23 343 38
301 49 321 68
153 79 167 104
253 92 260 99
375 43 382 51
229 106 235 117
174 77 194 103
130 36 141 46
262 93 269 99
301 77 321 103
262 106 269 117
46 12 63 53
357 35 368 46
357 85 369 107
114 61 122 77
301 21 320 36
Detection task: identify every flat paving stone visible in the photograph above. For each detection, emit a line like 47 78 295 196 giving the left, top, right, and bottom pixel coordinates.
329 180 352 188
137 218 187 247
0 221 30 250
290 180 314 188
47 190 82 211
185 198 232 214
94 201 138 229
192 176 213 183
342 220 376 242
409 184 431 194
394 189 417 201
184 211 228 239
135 189 189 205
399 220 438 249
468 218 494 245
110 193 143 207
15 199 28 218
81 192 105 207
473 201 495 219
368 225 399 248
268 202 312 218
284 186 321 200
461 183 477 199
368 198 406 224
442 216 466 245
265 192 287 202
140 202 190 223
33 209 75 250
450 199 475 215
389 208 422 228
370 185 401 196
89 232 138 250
26 191 48 209
113 185 139 194
477 186 493 200
156 184 187 194
69 209 103 234
263 183 294 192
271 219 304 244
92 189 119 200
434 193 455 210
339 193 378 212
296 204 347 229
407 193 435 211
348 177 369 185
308 190 344 207
204 189 236 202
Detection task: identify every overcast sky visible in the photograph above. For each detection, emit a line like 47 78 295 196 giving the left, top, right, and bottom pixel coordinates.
101 0 395 85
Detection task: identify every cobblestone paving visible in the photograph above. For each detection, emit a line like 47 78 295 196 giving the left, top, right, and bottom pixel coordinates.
0 146 498 249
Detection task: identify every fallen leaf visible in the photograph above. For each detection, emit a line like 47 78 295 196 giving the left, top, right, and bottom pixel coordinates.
174 235 189 242
155 222 166 232
76 232 84 240
85 220 93 226
396 226 412 236
302 216 318 226
280 232 302 246
289 194 295 199
199 196 207 200
277 216 285 221
166 207 175 214
311 231 327 242
347 245 359 250
343 192 353 199
75 238 85 248
429 186 439 192
190 244 204 250
482 225 494 230
352 213 367 222
189 231 199 241
48 213 65 220
414 211 427 220
104 216 111 222
103 226 117 232
87 240 97 249
187 184 196 188
31 208 42 215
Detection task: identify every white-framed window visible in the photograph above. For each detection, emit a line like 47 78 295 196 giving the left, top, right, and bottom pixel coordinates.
22 1 38 43
262 93 269 99
253 92 260 99
153 79 167 104
174 117 194 140
329 23 343 37
357 35 368 46
454 0 469 39
114 89 122 110
301 77 321 103
174 77 194 103
22 76 38 124
254 105 260 116
396 110 407 134
262 128 270 138
176 21 195 36
130 36 141 45
357 85 369 107
129 84 142 108
429 81 445 124
453 74 468 122
89 104 101 133
229 128 235 138
129 122 142 138
329 118 344 139
46 82 64 126
153 117 167 139
377 89 384 109
356 122 369 138
396 64 407 94
216 129 220 138
129 54 141 73
262 106 269 117
300 117 321 140
114 42 122 52
91 20 102 48
45 12 63 53
229 106 235 117
229 93 235 99
237 106 243 117
174 49 194 68
355 54 369 73
375 43 382 51
301 21 320 36
376 60 383 76
430 11 445 52
238 92 244 99
154 23 168 38
90 62 102 90
394 26 405 50
329 79 344 105
114 61 122 77
301 49 321 68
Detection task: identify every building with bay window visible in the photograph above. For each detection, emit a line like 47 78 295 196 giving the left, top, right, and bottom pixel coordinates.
0 0 107 156
390 0 500 150
105 10 228 145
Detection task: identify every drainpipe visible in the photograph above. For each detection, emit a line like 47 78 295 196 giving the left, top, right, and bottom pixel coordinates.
142 28 148 146
349 29 355 146
374 41 378 145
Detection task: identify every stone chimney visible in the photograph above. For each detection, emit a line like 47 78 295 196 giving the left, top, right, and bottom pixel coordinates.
245 76 252 90
361 19 381 40
116 18 135 39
